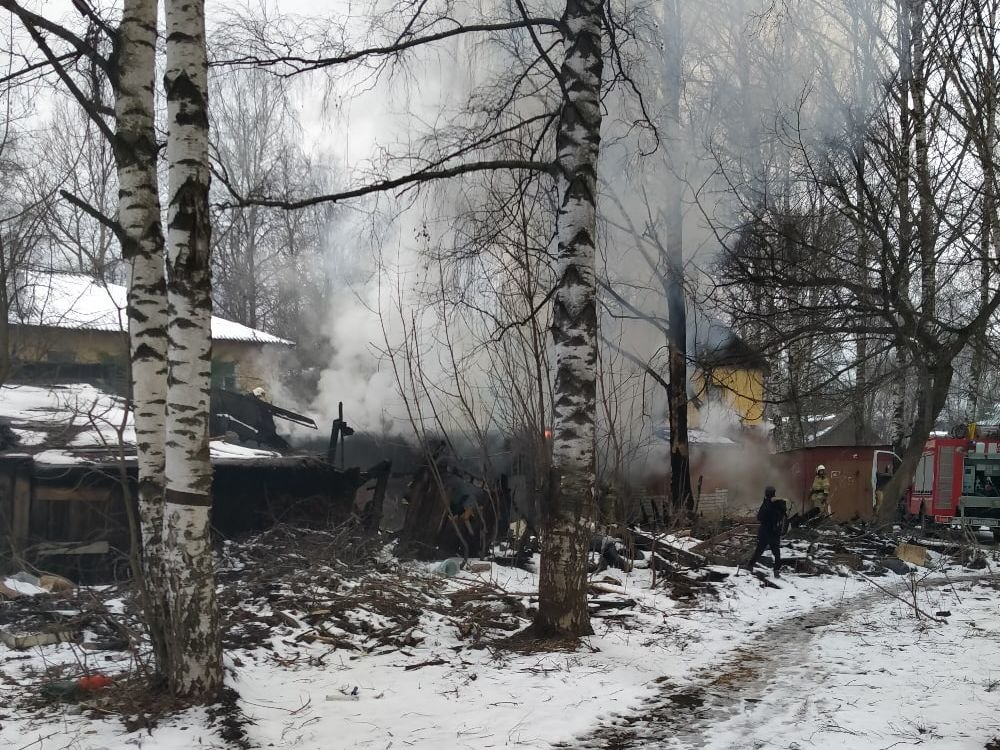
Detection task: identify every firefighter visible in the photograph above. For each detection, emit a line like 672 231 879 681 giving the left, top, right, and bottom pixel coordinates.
747 486 788 577
809 465 830 513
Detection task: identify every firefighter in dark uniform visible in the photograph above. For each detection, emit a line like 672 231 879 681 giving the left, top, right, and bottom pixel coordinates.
747 486 788 577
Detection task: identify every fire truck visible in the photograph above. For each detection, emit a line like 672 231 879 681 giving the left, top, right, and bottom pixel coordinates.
905 426 1000 540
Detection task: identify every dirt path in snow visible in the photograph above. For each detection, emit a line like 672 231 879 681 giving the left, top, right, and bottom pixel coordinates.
561 573 996 750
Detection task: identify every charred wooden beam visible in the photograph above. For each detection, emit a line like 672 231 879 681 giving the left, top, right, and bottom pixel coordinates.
362 460 392 533
326 401 354 466
630 529 707 568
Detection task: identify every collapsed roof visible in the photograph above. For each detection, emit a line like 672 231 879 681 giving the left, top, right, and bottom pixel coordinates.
0 383 315 464
687 306 768 372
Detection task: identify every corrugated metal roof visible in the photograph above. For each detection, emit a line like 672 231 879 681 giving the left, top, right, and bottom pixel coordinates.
11 271 293 345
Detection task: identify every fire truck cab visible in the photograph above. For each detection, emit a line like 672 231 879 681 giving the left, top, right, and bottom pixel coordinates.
906 429 1000 537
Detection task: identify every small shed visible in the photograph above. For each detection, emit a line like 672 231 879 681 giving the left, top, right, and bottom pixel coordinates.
781 445 894 520
775 411 893 520
0 452 367 582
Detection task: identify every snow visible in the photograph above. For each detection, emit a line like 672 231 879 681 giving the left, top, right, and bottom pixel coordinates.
811 422 836 440
0 384 286 464
208 439 280 460
635 577 1000 750
32 449 99 465
13 270 292 345
0 383 135 449
2 577 47 596
1 545 997 750
655 425 737 445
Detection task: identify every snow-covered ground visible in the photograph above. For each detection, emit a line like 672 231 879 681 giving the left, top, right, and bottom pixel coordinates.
714 577 1000 750
1 536 997 750
577 574 1000 749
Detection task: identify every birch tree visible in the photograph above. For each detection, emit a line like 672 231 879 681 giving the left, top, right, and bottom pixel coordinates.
0 0 176 682
162 0 222 697
114 0 171 685
532 0 604 636
4 0 226 696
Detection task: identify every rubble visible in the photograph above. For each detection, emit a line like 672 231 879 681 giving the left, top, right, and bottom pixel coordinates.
39 574 75 593
0 581 23 600
878 557 913 575
894 542 929 567
618 516 994 584
0 619 76 650
39 673 113 702
0 577 133 652
1 504 996 750
216 526 532 654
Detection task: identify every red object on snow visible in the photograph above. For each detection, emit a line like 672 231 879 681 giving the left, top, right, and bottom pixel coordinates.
77 674 113 691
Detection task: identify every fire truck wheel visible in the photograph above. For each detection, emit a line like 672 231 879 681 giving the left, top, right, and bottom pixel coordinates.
992 528 1000 546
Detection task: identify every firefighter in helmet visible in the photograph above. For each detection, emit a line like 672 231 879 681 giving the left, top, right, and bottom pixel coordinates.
809 464 830 513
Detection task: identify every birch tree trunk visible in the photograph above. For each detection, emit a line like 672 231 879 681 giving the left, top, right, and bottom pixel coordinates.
533 0 604 639
113 0 170 681
162 0 222 699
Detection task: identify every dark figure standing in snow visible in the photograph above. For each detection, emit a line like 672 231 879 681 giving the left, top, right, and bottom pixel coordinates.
748 486 787 577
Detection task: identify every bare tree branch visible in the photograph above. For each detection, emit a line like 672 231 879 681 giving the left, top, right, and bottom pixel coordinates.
218 158 555 210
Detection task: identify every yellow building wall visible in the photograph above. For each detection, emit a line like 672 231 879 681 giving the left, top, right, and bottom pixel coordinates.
688 366 765 429
13 327 127 365
212 340 272 392
11 326 281 394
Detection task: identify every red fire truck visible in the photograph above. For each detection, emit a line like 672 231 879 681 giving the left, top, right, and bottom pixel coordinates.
906 428 1000 539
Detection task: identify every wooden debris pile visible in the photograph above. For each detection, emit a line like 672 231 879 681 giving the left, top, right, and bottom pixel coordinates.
217 526 531 657
0 586 135 652
590 529 731 600
685 519 981 577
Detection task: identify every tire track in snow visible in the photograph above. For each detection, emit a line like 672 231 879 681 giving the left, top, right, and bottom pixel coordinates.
561 572 998 750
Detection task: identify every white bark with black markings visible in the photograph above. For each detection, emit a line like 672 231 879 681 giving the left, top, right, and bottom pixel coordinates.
162 0 222 699
534 0 604 638
114 0 170 679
